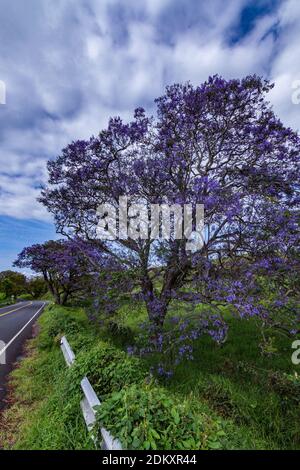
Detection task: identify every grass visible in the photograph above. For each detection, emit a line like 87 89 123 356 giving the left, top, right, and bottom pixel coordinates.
110 299 300 450
167 317 300 449
0 306 94 450
0 300 299 450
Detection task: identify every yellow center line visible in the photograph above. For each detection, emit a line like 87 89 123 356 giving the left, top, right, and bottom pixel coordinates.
0 302 33 318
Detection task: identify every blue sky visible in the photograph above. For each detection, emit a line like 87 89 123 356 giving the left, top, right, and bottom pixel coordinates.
0 217 58 272
0 0 299 271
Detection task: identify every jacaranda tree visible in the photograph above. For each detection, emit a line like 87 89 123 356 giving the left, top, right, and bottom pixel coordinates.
14 239 101 305
39 75 300 361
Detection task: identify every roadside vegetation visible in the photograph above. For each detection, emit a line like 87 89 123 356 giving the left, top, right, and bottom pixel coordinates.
0 292 13 308
0 271 47 306
1 302 299 450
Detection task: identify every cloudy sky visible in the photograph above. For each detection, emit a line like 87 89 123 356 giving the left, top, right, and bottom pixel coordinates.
0 0 299 270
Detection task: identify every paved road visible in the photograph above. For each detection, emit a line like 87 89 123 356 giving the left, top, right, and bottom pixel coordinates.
0 301 46 409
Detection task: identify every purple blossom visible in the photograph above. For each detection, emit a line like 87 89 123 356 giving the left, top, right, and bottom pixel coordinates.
33 74 299 369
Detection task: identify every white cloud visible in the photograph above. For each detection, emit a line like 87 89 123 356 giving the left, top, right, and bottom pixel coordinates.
0 174 50 221
0 0 299 222
268 0 300 131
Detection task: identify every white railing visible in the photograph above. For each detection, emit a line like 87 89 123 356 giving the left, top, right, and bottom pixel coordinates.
60 336 122 450
60 336 75 367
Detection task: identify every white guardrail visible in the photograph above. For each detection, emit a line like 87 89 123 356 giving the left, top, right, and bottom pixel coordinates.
60 335 122 450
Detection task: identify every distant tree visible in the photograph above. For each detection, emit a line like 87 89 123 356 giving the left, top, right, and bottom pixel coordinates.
0 270 27 298
14 240 100 305
26 277 48 299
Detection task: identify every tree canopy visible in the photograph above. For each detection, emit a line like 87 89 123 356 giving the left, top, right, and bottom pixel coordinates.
14 239 99 305
0 270 27 298
33 75 300 364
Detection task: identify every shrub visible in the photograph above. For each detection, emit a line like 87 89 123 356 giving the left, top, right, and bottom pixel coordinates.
95 383 228 450
38 305 89 350
18 294 33 301
69 342 148 397
268 371 300 405
0 291 6 300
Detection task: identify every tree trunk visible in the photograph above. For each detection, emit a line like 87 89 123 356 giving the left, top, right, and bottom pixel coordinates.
61 291 69 306
44 276 61 305
53 292 61 305
145 296 169 349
